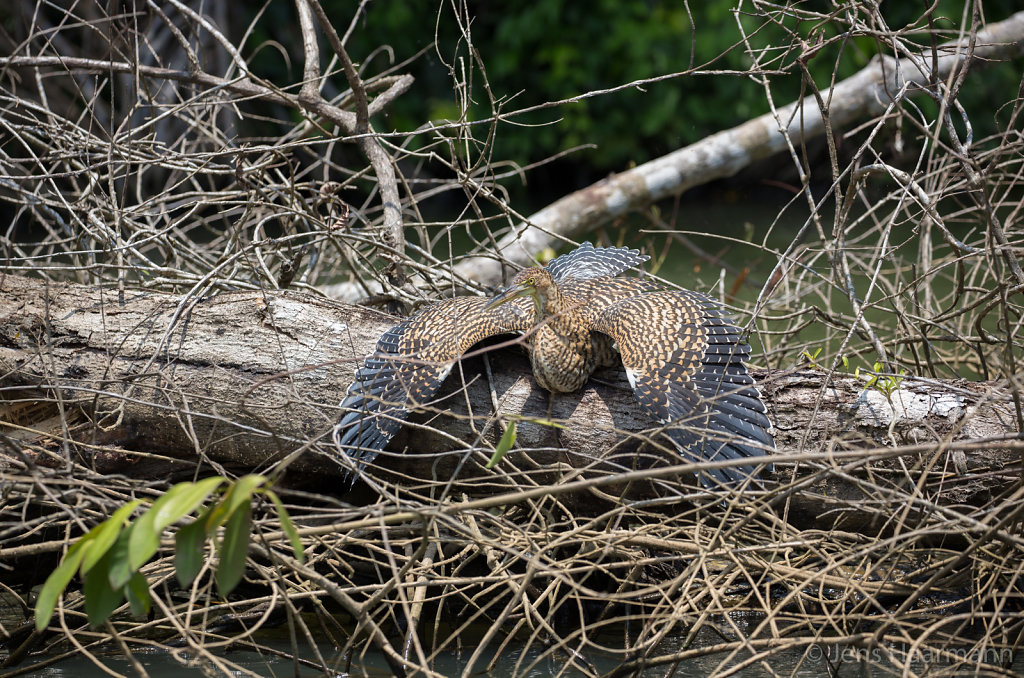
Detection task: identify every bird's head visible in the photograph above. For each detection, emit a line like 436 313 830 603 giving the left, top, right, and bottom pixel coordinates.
485 267 557 317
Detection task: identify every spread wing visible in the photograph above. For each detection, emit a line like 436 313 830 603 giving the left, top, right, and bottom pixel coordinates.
592 290 773 488
333 296 532 476
545 242 650 282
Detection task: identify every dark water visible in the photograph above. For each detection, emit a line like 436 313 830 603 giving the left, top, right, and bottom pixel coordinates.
17 627 1023 677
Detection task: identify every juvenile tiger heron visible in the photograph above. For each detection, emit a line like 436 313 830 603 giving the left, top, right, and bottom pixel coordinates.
333 243 773 486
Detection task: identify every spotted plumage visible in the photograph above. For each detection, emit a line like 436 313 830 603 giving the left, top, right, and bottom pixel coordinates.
333 243 773 487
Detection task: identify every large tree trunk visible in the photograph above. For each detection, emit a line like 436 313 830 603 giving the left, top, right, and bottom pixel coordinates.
1 274 1020 525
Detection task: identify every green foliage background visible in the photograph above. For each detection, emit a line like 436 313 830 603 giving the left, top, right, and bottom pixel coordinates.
244 0 1023 199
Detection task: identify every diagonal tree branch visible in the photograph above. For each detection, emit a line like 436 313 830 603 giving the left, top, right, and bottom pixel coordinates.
445 11 1024 289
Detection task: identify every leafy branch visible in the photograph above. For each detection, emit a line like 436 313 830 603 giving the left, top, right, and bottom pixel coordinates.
35 475 304 631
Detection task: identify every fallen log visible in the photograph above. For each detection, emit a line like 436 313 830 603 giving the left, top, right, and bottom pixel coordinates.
1 274 1020 527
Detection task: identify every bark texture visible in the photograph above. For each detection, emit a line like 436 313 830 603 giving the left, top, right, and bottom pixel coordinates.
1 275 1020 522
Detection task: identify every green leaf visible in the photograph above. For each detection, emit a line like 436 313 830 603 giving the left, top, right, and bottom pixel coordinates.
207 475 265 531
80 500 142 575
174 517 208 588
129 477 224 571
216 502 252 597
264 490 304 564
106 524 137 590
486 422 517 469
83 551 125 627
35 539 92 631
124 572 150 618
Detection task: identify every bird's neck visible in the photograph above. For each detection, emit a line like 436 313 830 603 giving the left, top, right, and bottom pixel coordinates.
539 287 563 318
528 287 591 392
532 281 565 323
533 287 585 338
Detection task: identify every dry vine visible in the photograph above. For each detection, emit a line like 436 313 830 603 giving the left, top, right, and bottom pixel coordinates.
1 1 1023 677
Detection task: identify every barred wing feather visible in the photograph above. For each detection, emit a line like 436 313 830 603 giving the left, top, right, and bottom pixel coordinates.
333 296 532 475
593 290 772 487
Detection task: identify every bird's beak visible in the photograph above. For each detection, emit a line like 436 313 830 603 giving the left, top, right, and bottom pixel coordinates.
484 282 533 310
